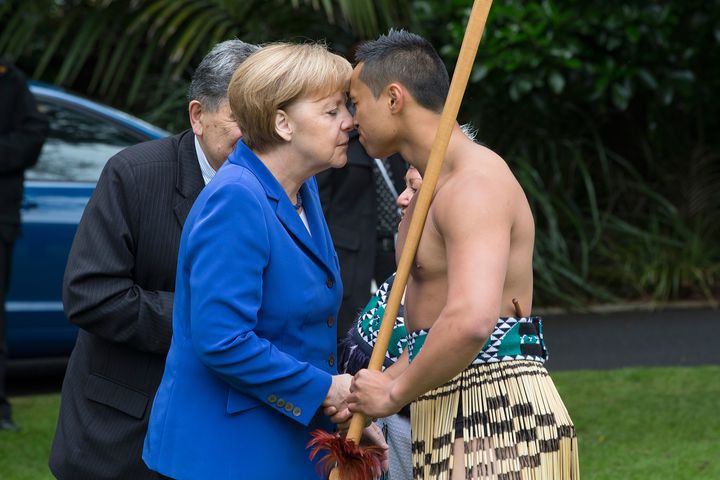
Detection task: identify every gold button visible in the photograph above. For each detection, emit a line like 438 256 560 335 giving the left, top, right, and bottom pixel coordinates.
277 398 285 408
293 407 302 417
327 316 334 327
328 354 335 367
284 402 294 412
326 277 334 288
267 394 277 403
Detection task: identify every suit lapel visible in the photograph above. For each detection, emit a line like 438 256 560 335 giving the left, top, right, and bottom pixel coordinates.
302 180 331 261
274 196 329 270
174 130 205 228
229 142 334 274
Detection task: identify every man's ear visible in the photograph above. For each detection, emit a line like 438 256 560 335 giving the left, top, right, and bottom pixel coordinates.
188 100 203 136
386 83 405 113
274 109 292 142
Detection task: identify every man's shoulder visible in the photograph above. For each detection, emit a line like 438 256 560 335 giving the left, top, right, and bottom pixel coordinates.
454 144 516 188
433 145 521 222
438 159 491 195
105 130 193 172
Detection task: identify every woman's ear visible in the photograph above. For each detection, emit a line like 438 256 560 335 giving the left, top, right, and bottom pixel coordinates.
274 109 292 142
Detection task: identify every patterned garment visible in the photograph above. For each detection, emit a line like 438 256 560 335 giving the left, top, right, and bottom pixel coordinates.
339 273 413 480
410 361 579 479
407 318 578 479
407 316 548 365
377 414 413 480
347 273 407 370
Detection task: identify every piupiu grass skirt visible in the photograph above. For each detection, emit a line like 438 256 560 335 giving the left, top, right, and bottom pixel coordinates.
408 318 579 479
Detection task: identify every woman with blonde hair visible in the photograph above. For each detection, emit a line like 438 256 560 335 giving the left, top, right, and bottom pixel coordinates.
143 43 361 479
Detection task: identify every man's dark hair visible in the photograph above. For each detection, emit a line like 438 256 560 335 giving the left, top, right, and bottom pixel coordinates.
188 39 258 112
355 29 449 113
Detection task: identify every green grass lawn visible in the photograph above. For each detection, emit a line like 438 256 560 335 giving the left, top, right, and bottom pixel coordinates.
1 366 718 479
0 393 58 479
552 366 720 480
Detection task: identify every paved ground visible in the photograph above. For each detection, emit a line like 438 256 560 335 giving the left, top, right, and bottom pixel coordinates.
543 307 719 371
7 307 719 395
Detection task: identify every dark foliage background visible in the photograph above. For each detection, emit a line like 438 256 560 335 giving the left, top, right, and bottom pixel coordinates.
2 0 718 307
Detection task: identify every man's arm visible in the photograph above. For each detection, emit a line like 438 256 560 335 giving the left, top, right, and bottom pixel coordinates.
349 177 513 417
62 156 174 354
0 65 49 173
383 348 410 380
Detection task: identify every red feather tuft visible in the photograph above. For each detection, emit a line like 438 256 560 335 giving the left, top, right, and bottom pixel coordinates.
307 429 385 480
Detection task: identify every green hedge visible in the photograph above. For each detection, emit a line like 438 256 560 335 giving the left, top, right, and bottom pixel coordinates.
414 0 720 305
3 0 718 306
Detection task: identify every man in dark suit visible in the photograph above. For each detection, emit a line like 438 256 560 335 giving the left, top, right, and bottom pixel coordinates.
0 60 49 432
317 134 406 346
48 40 257 479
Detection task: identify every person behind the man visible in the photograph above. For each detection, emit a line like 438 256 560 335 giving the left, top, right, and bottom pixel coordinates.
338 166 423 480
345 30 579 479
48 40 258 479
0 60 49 432
317 137 405 348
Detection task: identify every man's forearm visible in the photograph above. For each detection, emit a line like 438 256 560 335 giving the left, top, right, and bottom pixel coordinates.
383 349 409 380
390 314 488 407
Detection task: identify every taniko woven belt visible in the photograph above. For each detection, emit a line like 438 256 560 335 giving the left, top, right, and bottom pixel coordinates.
407 316 548 365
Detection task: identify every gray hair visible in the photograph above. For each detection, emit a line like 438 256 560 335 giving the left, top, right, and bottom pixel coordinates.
188 39 259 112
460 123 478 142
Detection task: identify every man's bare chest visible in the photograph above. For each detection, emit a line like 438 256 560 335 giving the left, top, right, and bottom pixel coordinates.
396 201 447 281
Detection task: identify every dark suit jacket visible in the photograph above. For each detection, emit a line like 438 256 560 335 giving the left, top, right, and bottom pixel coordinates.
0 61 49 243
316 131 406 341
49 130 203 480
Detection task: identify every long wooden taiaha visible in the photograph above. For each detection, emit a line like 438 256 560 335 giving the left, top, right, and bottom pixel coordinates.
327 1 495 479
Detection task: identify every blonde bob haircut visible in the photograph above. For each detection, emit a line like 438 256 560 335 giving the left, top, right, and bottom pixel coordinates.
228 42 352 152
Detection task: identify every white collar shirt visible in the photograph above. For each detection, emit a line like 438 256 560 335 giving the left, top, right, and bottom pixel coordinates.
194 135 216 185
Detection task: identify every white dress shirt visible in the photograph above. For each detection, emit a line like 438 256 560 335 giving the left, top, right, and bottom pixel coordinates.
194 136 217 185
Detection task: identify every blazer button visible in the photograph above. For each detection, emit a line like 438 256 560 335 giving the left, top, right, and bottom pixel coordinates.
327 316 334 327
326 277 334 288
267 394 277 404
292 407 302 417
328 354 335 367
284 402 294 412
277 398 286 408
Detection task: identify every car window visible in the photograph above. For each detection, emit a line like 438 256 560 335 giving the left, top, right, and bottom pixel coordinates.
26 99 146 182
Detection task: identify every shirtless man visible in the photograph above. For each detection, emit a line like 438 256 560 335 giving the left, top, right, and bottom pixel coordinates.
346 30 578 479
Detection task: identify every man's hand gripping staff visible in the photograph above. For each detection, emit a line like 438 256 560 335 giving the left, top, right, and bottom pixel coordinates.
307 1 495 478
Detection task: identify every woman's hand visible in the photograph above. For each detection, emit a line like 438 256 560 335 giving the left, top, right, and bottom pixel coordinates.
347 369 402 418
322 374 352 424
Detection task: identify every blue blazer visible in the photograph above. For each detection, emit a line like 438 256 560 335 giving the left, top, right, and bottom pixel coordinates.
143 141 342 479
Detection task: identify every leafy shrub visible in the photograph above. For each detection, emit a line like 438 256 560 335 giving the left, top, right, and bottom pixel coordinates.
415 0 720 305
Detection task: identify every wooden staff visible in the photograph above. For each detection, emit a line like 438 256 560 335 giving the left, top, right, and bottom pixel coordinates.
328 1 495 478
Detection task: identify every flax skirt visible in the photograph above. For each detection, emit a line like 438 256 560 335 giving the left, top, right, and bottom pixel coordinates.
410 360 579 479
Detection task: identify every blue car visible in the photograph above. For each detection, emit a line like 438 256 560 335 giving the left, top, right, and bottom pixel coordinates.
6 83 169 358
